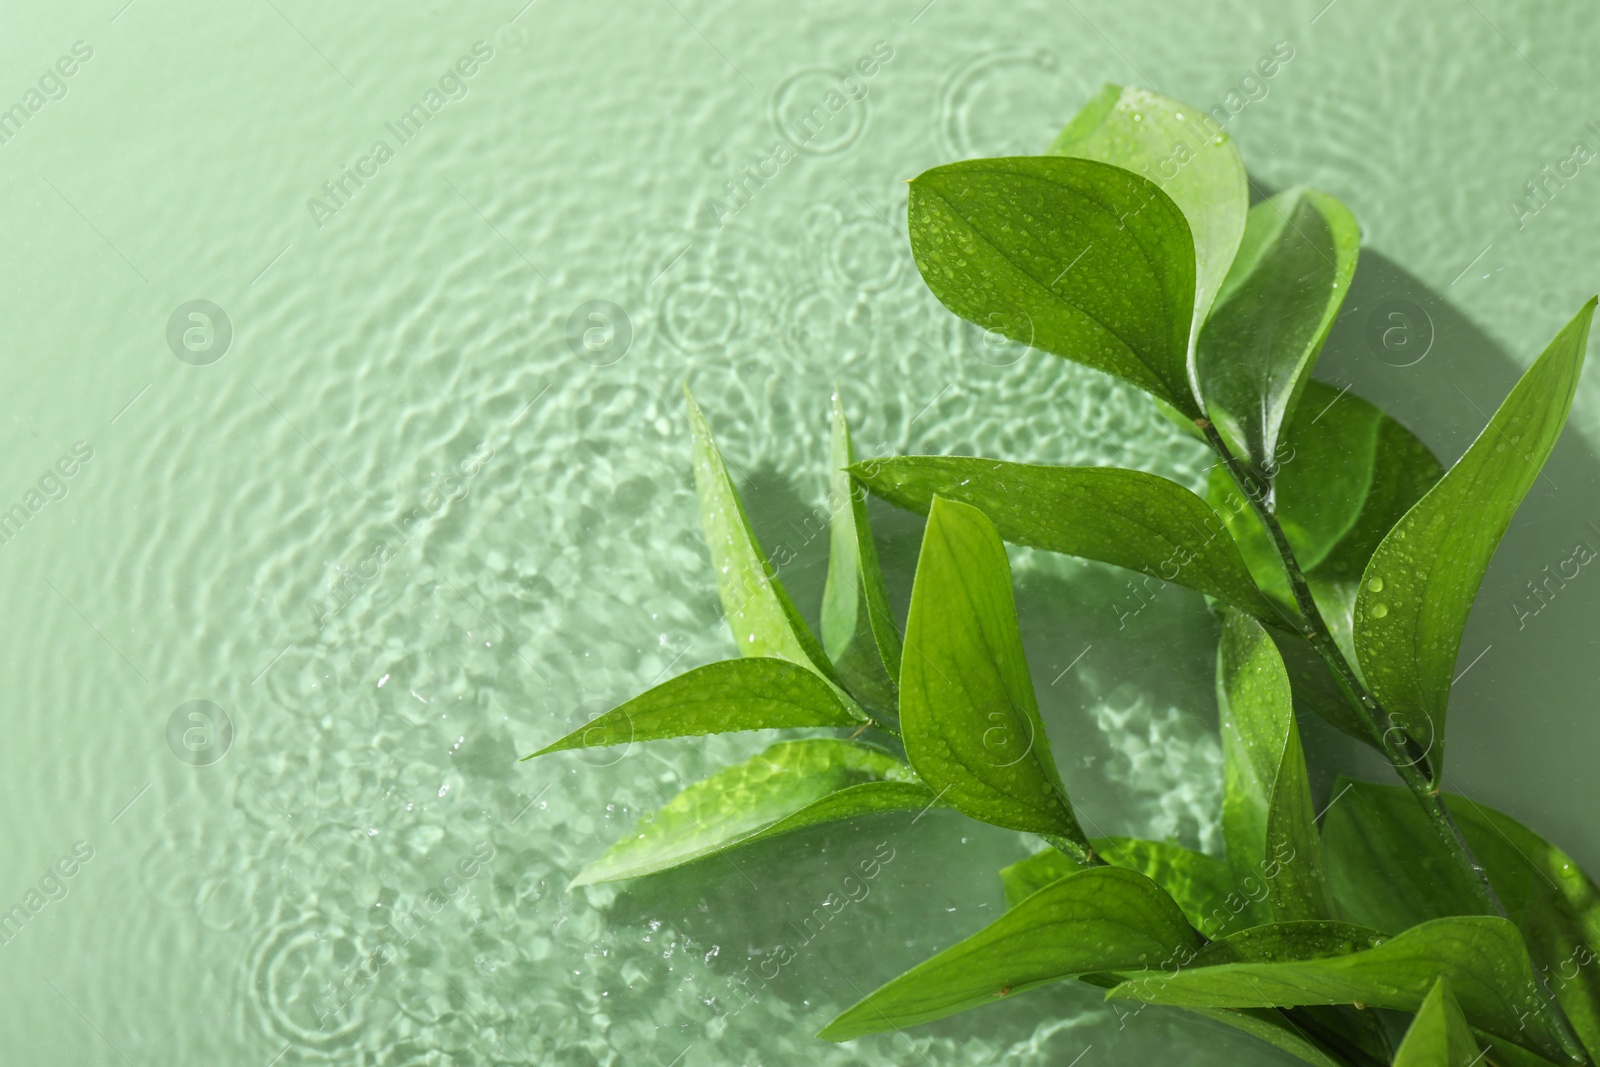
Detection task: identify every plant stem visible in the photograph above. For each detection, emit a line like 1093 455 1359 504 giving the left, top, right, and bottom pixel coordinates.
1199 425 1507 919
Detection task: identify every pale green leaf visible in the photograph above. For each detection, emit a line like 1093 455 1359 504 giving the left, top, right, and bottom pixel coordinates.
908 154 1201 416
1355 299 1596 774
1217 610 1330 922
686 389 843 689
821 391 901 714
525 657 862 758
1050 83 1248 361
1109 916 1573 1062
855 455 1275 620
819 866 1198 1041
900 496 1088 851
1394 978 1484 1067
570 739 934 887
1197 189 1360 470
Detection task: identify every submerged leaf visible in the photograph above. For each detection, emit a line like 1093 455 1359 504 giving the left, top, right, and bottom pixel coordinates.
899 496 1088 851
821 392 902 714
1197 189 1360 471
1217 610 1330 922
819 867 1198 1041
857 456 1274 620
1355 299 1596 775
570 739 934 887
1393 978 1484 1067
908 154 1201 415
1050 83 1248 358
525 657 862 758
687 389 843 688
1109 916 1573 1062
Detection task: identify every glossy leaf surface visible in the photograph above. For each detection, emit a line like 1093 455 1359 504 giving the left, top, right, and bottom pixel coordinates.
1197 189 1360 469
821 392 902 714
820 867 1198 1041
908 154 1200 415
1355 299 1596 773
527 657 862 758
1050 83 1248 359
571 739 932 887
1217 610 1330 921
858 456 1274 619
900 496 1088 850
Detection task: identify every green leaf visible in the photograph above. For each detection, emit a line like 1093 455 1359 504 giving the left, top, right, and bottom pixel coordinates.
1355 299 1596 774
1049 84 1248 358
1207 380 1443 612
900 496 1089 852
569 739 934 887
821 392 902 714
1394 978 1484 1067
856 455 1275 620
1196 189 1360 470
818 866 1199 1041
686 388 844 689
1109 916 1573 1062
1190 920 1384 967
525 657 863 758
1001 837 1235 937
1323 779 1600 1062
1183 1007 1354 1067
908 154 1201 416
1217 610 1330 922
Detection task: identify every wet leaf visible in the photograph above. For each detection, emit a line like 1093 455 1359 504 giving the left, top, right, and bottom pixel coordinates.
1002 838 1234 938
525 657 863 758
1197 189 1360 471
570 739 935 887
819 867 1198 1041
1190 920 1384 967
856 455 1274 620
1323 778 1600 1062
1217 610 1330 921
899 496 1089 852
1354 299 1596 775
687 388 844 690
1050 83 1248 354
1393 978 1483 1067
821 392 902 715
907 154 1201 416
1109 916 1573 1062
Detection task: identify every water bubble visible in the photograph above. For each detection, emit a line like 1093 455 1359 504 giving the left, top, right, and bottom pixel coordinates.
1369 603 1390 619
1366 576 1384 593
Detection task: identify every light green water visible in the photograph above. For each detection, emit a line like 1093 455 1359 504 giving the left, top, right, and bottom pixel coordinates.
4 1 1600 1064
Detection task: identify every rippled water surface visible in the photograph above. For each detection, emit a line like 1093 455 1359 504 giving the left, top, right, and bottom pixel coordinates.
6 2 1600 1064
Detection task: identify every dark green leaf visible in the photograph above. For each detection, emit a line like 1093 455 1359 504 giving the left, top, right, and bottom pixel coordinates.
908 155 1201 416
1394 978 1483 1067
819 867 1199 1041
856 455 1275 620
1109 916 1572 1062
1184 1007 1354 1067
570 739 934 887
1323 778 1600 1062
821 391 901 714
1001 837 1235 937
525 657 862 758
1206 380 1442 613
1217 610 1330 921
900 496 1089 851
1355 299 1597 773
1197 189 1360 471
1049 84 1248 349
687 389 845 690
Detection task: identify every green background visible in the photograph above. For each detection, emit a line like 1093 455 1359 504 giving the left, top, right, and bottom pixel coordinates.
2 0 1599 1063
